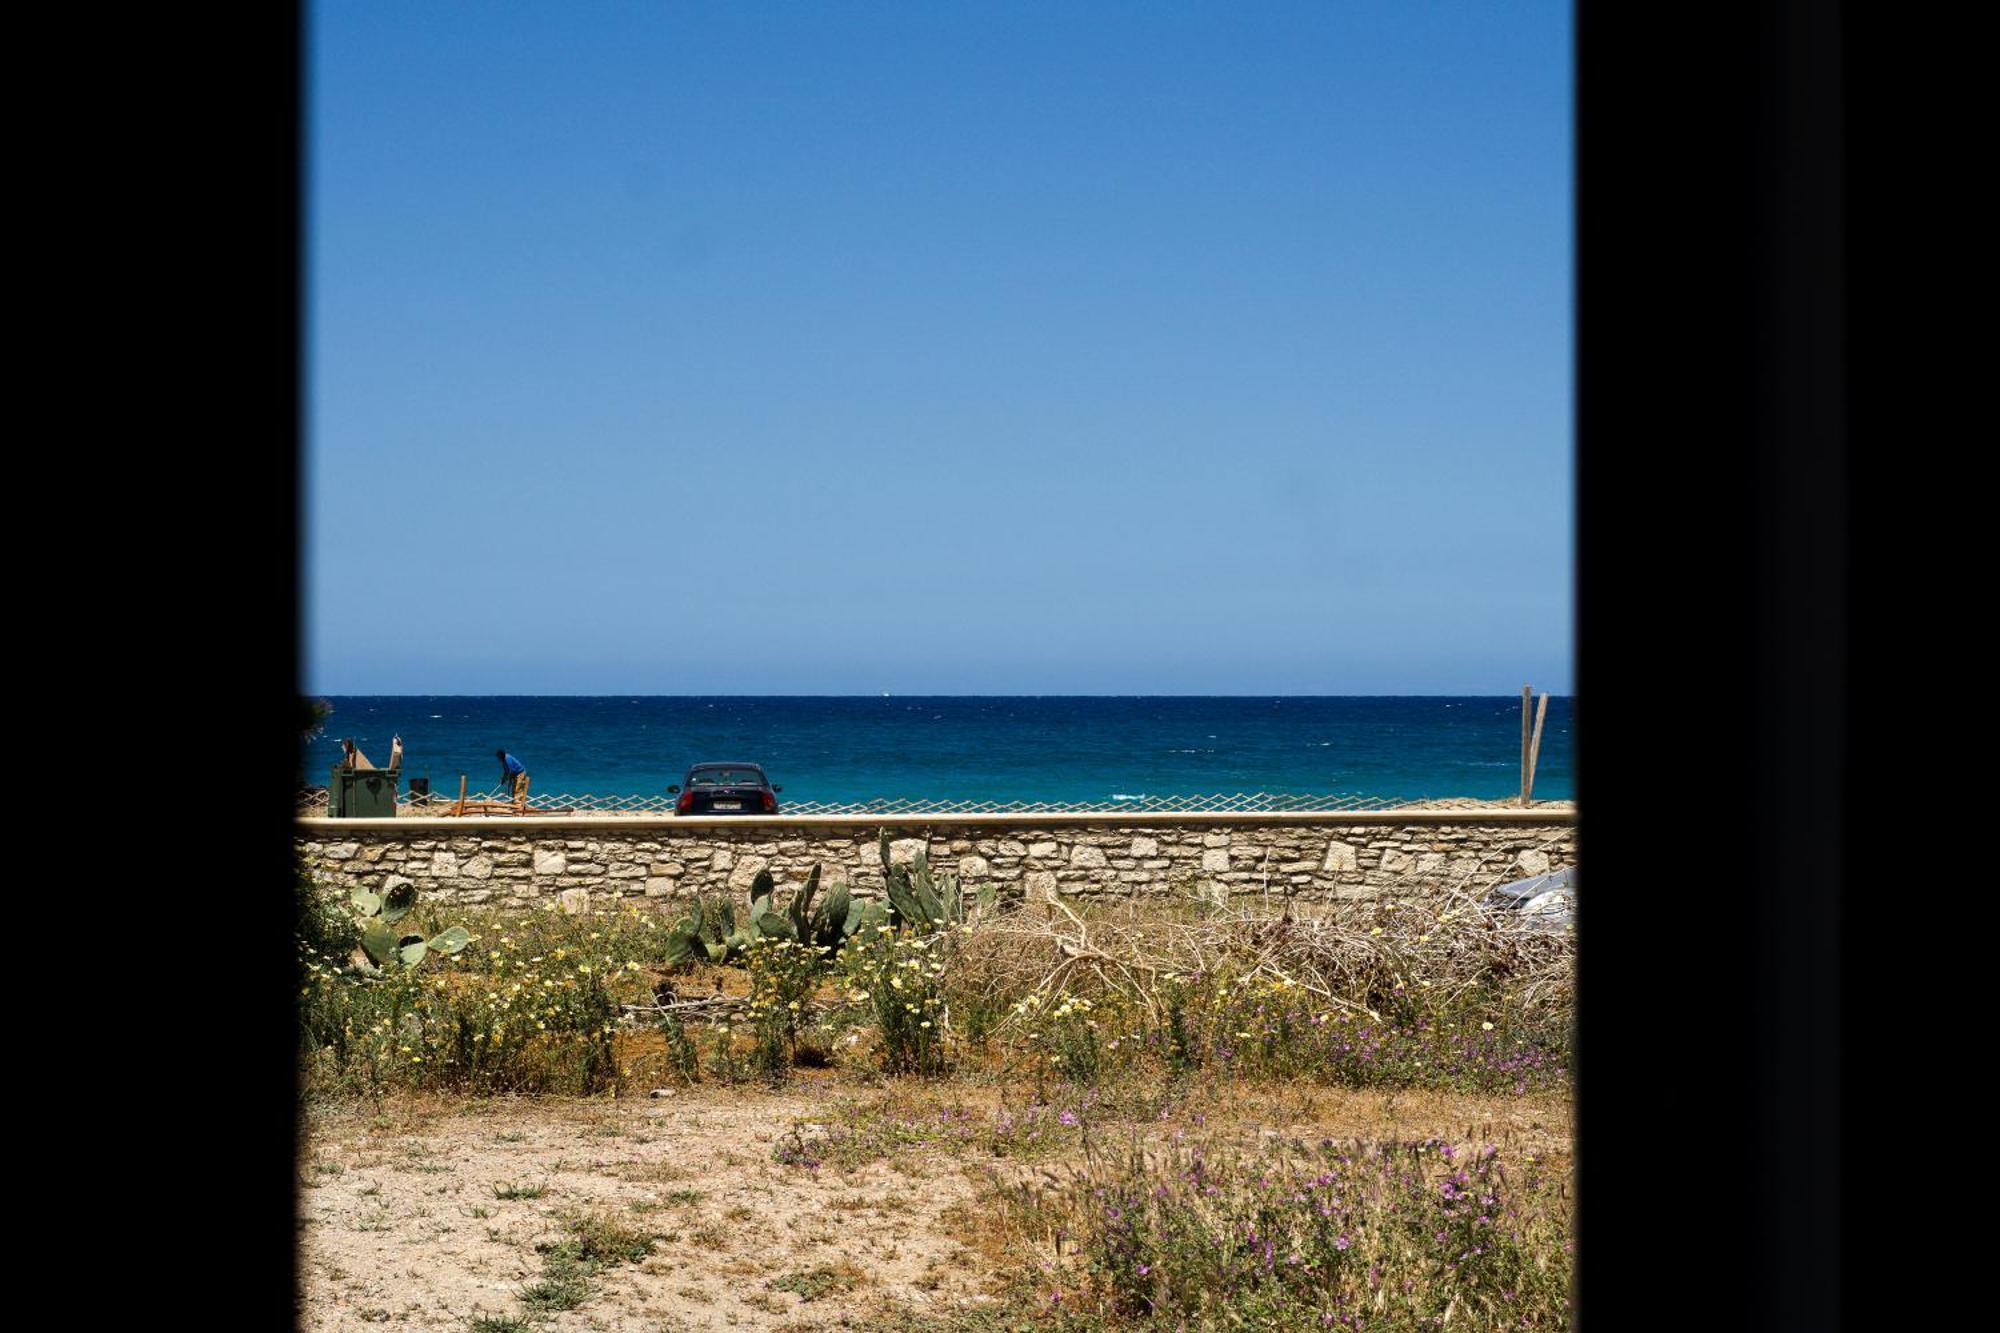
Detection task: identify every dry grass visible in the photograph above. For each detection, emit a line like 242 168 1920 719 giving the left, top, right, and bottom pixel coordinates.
943 882 1573 1039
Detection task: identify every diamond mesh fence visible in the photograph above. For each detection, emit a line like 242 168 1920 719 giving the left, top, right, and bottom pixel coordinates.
295 787 1462 818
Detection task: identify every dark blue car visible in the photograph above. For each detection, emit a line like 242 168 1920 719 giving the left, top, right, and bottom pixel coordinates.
671 762 781 815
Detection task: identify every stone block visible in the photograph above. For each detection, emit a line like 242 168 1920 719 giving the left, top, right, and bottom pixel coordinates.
726 855 771 894
1023 870 1059 904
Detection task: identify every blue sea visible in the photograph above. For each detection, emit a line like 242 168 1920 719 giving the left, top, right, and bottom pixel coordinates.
304 697 1572 805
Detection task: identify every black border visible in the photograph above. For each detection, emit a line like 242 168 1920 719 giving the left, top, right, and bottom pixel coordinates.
1575 1 1846 1327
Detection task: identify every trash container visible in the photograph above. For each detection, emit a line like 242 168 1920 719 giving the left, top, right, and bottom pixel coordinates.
330 766 400 818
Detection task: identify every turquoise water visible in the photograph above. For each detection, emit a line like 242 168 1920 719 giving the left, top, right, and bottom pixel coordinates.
305 696 1571 806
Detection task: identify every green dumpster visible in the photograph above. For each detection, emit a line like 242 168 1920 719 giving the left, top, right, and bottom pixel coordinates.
329 767 400 818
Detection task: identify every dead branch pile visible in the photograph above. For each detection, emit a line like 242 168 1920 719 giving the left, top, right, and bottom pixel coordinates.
947 878 1574 1035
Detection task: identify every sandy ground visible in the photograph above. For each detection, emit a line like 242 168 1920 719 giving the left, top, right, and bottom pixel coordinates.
297 1080 1571 1331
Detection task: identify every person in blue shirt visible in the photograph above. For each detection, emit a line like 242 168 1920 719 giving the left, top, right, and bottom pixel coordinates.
496 749 528 800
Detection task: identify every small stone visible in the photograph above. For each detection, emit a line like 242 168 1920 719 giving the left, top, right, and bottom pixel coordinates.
532 848 567 876
558 888 590 914
648 1088 675 1099
1129 836 1159 858
1201 848 1230 872
1069 845 1109 869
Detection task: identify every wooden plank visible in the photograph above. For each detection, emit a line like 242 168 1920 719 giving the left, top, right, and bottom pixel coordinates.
1525 692 1550 805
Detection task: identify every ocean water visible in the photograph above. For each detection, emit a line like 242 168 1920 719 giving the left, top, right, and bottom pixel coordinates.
303 697 1572 805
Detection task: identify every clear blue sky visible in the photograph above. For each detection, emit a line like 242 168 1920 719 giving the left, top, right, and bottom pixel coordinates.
307 2 1571 695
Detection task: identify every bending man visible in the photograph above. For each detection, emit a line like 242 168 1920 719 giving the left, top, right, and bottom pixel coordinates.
495 749 528 803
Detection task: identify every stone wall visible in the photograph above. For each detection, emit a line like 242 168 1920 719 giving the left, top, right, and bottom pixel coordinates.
296 814 1575 912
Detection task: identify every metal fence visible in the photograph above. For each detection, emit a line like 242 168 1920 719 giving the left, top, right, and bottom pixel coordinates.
295 787 1451 818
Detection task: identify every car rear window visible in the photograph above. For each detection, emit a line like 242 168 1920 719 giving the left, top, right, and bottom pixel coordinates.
690 769 762 787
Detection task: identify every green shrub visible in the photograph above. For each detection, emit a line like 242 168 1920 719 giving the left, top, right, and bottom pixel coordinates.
840 925 952 1075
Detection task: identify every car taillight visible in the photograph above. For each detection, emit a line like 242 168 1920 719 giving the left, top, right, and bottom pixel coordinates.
761 791 777 813
676 790 693 813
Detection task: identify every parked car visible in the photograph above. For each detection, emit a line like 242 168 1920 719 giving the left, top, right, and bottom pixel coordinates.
670 762 782 815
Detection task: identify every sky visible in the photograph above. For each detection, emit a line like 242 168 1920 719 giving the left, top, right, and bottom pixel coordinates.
307 1 1572 695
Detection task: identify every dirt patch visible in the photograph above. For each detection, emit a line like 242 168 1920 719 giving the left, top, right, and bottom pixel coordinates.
299 1084 994 1331
298 1079 1570 1329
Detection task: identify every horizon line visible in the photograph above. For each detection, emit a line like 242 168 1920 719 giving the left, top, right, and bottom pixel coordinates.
305 691 1576 700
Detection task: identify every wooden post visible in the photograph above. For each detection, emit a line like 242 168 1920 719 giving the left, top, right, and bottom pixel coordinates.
1519 685 1533 806
1525 693 1550 805
454 773 468 817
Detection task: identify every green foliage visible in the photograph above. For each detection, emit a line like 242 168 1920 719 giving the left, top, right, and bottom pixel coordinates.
658 1014 701 1085
347 881 472 971
1033 994 1105 1085
840 925 952 1075
744 937 830 1082
295 855 358 965
518 1211 658 1318
300 901 627 1097
877 833 997 934
1005 1132 1573 1329
300 697 333 741
658 862 869 967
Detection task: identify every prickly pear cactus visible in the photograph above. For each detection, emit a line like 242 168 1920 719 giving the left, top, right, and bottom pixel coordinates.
347 883 471 971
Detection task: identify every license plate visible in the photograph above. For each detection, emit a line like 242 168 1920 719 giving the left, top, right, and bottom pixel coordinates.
711 801 742 811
